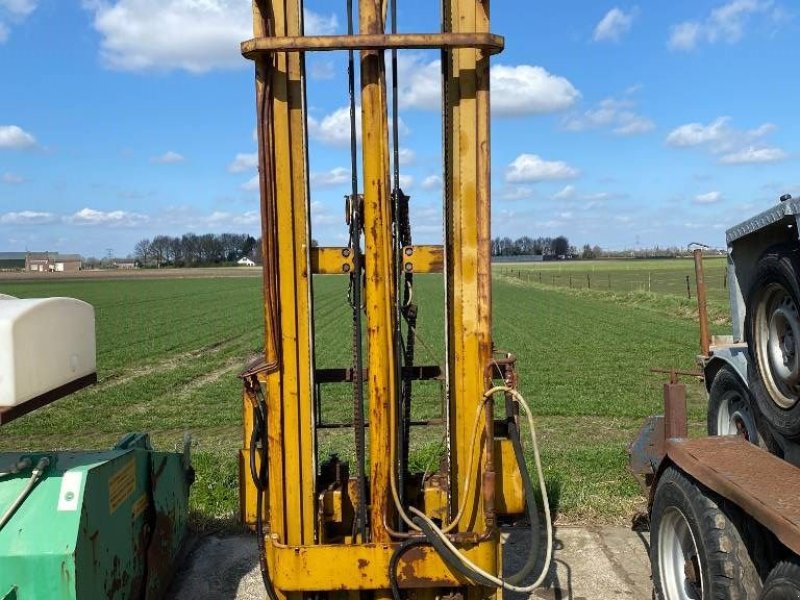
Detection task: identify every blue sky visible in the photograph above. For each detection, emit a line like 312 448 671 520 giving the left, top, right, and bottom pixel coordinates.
0 0 798 257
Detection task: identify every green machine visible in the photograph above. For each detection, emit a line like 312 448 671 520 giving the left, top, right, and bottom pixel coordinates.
0 297 193 599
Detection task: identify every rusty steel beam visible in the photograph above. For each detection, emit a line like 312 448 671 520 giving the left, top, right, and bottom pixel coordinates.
693 249 712 357
359 0 396 549
310 247 355 274
667 437 800 556
242 32 504 57
663 381 688 440
400 245 444 274
264 538 498 590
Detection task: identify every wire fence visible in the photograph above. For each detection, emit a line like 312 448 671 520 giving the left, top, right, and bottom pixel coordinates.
495 265 730 304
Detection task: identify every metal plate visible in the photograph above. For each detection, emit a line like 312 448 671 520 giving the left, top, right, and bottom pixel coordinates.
726 198 800 244
667 437 800 554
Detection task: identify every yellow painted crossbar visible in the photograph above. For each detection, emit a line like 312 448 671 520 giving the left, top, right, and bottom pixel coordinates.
266 537 498 590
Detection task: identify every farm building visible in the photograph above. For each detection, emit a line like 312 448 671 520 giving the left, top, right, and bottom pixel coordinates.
237 257 256 267
24 252 82 272
113 259 138 270
0 252 26 271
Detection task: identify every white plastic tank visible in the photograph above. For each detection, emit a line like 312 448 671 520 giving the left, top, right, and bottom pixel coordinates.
0 296 96 407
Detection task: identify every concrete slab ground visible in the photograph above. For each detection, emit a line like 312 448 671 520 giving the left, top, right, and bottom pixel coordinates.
169 527 652 600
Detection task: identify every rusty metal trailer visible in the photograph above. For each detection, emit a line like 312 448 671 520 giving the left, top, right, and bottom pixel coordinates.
632 195 800 599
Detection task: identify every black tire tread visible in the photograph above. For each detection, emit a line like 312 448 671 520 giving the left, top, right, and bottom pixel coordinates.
652 467 761 599
761 560 800 599
707 365 759 443
745 246 800 439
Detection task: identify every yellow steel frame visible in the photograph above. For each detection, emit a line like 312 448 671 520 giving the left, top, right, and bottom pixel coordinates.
241 0 513 596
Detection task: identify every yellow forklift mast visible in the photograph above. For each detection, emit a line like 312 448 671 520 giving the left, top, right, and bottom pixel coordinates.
237 0 550 597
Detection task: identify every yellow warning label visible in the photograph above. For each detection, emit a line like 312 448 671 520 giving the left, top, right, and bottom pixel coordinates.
109 458 136 514
131 494 149 519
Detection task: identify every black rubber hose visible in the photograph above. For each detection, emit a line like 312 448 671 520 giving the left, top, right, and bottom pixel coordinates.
251 402 279 600
389 538 428 600
411 517 498 588
504 403 542 583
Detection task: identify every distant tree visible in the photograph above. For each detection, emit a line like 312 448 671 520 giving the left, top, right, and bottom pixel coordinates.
134 238 152 266
553 236 569 257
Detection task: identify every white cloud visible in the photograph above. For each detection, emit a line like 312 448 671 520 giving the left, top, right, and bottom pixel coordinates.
151 150 185 164
0 124 36 149
67 207 149 227
695 191 724 204
422 175 442 190
498 186 535 201
310 167 349 187
241 175 259 191
398 147 415 166
0 0 37 17
397 55 441 111
506 154 580 183
668 22 702 51
228 152 257 173
309 59 335 80
593 7 636 42
666 117 731 147
564 94 654 136
0 0 37 43
304 10 338 35
668 0 775 51
82 1 336 73
308 106 361 147
397 55 579 116
205 210 259 227
719 146 788 164
492 65 580 116
2 172 24 184
666 116 786 164
0 210 55 225
553 185 577 200
399 174 414 190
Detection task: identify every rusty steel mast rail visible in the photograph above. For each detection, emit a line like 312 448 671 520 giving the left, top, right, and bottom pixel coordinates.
241 32 504 57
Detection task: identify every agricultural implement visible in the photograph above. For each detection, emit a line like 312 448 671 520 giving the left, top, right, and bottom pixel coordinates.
237 0 551 598
632 194 800 598
0 297 193 597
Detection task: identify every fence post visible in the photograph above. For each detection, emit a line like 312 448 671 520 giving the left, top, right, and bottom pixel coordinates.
724 269 728 289
552 274 555 286
539 272 542 284
648 272 651 293
608 273 611 290
686 275 691 299
569 274 572 288
587 273 591 289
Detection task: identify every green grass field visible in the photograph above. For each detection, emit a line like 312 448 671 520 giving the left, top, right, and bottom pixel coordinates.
0 261 716 525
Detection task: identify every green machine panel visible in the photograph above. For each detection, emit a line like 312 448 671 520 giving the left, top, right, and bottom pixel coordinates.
0 433 192 599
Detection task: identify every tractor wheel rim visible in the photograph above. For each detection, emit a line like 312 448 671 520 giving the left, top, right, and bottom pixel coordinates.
716 392 753 440
716 396 734 435
659 507 703 600
756 284 800 408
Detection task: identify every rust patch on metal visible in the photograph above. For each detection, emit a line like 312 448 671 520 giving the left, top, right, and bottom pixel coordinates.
667 437 800 555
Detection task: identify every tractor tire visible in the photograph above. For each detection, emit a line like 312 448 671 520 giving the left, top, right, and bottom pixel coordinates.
746 246 800 439
760 561 800 599
651 467 761 600
708 365 760 443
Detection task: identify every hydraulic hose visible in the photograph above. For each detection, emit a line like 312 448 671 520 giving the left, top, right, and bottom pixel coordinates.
389 537 428 600
405 387 553 594
251 398 280 600
0 457 50 532
502 391 541 584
